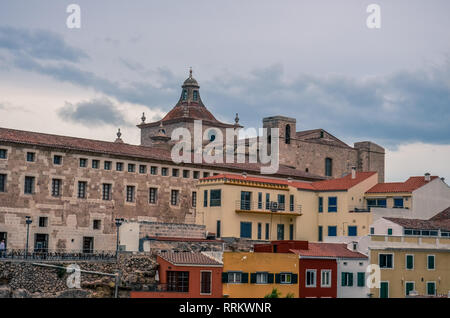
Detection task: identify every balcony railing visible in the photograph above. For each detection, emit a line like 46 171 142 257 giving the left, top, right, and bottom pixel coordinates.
235 200 302 214
0 249 116 261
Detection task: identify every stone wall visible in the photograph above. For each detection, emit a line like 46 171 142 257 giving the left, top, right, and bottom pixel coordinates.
140 221 206 239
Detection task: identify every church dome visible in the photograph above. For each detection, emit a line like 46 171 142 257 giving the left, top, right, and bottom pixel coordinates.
183 69 199 87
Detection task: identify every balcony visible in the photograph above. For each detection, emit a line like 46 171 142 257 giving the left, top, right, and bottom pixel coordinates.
235 200 302 216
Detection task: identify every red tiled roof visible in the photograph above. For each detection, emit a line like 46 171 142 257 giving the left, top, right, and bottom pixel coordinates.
429 207 450 221
0 127 324 181
147 236 223 243
201 172 375 191
290 243 367 259
384 207 450 231
366 176 439 194
158 252 222 266
309 171 377 191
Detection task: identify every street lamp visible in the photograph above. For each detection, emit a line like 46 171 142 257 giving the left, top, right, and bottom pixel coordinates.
25 216 32 259
115 218 124 259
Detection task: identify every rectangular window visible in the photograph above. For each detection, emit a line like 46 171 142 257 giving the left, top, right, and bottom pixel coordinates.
183 170 190 178
161 167 168 176
200 271 212 294
265 193 270 209
92 159 99 169
289 224 294 240
149 188 157 204
78 181 87 199
240 191 251 210
167 271 189 292
203 172 210 178
348 226 357 236
318 226 323 241
255 272 268 284
387 228 393 235
0 174 6 192
104 161 111 170
93 220 101 230
405 282 415 296
210 189 221 206
126 186 135 202
172 168 179 177
216 220 221 238
128 163 135 173
318 197 323 212
227 272 242 284
171 189 179 205
426 282 436 296
325 158 332 176
39 217 48 227
0 149 7 159
257 223 262 240
193 171 200 179
150 166 158 175
427 255 435 270
265 223 269 240
277 224 285 240
379 254 393 269
139 165 146 174
203 190 208 207
53 155 62 165
328 197 337 212
277 194 285 211
290 195 294 212
240 222 252 239
306 270 316 287
357 272 365 287
79 158 87 168
367 198 387 208
51 179 61 197
406 255 414 270
341 272 353 287
26 152 35 162
191 191 197 207
393 198 404 208
258 192 262 209
328 226 337 237
116 162 123 171
370 227 375 235
24 176 35 194
280 273 292 284
321 270 331 287
102 184 111 201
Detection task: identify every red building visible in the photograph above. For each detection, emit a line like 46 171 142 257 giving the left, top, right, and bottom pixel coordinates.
130 252 223 298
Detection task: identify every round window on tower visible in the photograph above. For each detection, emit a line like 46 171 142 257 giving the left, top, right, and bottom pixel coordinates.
207 129 216 142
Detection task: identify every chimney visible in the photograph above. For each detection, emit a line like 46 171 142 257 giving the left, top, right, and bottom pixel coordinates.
351 166 356 179
425 173 431 182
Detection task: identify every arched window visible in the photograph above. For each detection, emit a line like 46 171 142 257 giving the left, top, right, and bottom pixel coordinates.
207 129 216 142
182 89 188 100
193 90 198 101
285 125 291 144
325 158 333 177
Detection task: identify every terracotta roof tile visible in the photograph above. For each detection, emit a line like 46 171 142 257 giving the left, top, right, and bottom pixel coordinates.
290 243 367 259
384 207 450 231
366 176 439 194
158 252 222 266
309 171 377 191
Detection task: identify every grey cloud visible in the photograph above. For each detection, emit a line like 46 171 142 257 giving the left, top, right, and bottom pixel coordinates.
0 26 88 62
58 97 131 127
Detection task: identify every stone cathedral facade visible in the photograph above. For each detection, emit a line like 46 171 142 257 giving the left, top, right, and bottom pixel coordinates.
0 70 384 252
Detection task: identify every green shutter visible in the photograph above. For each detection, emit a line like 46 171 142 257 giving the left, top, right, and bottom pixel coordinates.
275 274 281 284
292 274 298 284
348 273 353 286
222 272 228 283
267 273 274 284
427 282 435 295
341 272 346 286
250 273 257 284
357 272 365 287
406 255 413 269
241 273 249 284
428 256 435 269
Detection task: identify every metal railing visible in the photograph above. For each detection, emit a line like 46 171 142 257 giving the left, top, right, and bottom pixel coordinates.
0 249 117 261
235 201 302 214
142 283 188 293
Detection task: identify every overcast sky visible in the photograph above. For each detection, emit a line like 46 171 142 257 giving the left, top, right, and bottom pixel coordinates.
0 0 449 182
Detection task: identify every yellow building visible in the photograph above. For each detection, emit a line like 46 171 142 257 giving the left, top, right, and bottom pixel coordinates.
222 251 299 298
195 170 378 242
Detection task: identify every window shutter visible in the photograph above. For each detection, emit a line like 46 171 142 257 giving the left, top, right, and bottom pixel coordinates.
275 274 281 284
222 272 228 283
348 273 353 286
292 274 298 284
250 273 257 284
241 273 249 284
267 273 274 284
341 272 346 286
357 272 365 287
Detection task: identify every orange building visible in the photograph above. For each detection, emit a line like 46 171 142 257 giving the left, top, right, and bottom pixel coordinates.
130 252 223 298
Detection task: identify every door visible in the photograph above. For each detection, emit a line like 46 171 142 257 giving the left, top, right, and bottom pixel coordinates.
83 237 94 253
0 232 7 249
277 224 284 240
241 191 251 210
34 234 49 252
380 282 389 298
